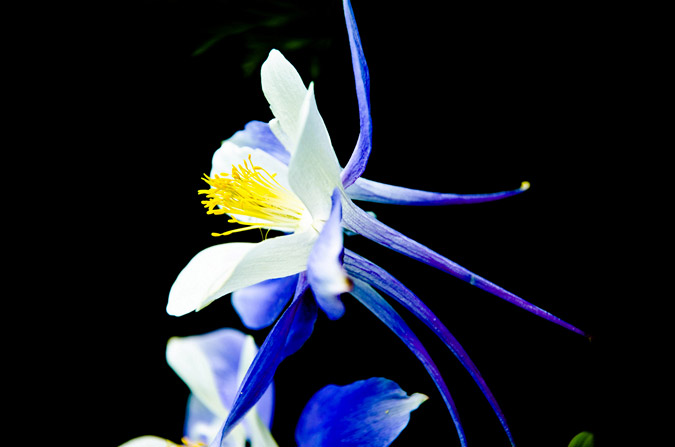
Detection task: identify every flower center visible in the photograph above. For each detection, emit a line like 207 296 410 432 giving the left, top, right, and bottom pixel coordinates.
199 154 308 237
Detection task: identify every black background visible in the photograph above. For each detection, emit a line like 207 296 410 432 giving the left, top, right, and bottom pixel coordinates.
22 0 628 445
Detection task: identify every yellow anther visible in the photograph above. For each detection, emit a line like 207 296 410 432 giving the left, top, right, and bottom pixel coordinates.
199 155 307 237
180 437 206 447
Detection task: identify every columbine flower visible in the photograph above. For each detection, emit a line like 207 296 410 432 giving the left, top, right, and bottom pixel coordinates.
167 1 585 445
120 328 275 447
120 328 426 447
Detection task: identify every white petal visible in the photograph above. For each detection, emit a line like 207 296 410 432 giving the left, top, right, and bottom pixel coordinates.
236 335 258 385
118 436 176 447
261 49 308 154
288 83 343 223
166 336 231 420
267 118 291 152
167 231 317 316
216 231 316 297
168 242 255 316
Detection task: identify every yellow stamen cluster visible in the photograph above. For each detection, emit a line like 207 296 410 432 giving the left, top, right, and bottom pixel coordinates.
199 155 306 237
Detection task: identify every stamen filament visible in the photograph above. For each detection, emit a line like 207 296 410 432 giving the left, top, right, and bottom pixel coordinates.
199 154 307 236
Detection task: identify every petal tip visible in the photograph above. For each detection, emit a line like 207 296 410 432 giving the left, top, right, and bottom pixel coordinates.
166 300 192 317
267 48 282 59
408 392 429 409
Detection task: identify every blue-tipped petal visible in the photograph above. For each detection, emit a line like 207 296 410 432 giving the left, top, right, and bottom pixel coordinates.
350 278 467 447
228 120 290 165
343 200 586 336
347 177 530 205
231 274 299 330
295 377 427 447
307 188 352 319
344 249 515 446
340 0 372 189
217 280 317 443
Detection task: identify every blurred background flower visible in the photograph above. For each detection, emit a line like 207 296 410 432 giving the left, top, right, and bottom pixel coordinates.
189 0 335 78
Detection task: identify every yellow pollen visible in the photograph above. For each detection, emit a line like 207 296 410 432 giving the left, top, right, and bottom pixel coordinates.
199 154 306 237
179 437 206 447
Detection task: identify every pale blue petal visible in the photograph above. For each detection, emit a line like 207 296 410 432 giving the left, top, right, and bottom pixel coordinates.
349 278 467 447
340 0 372 188
307 188 351 319
231 274 299 330
228 120 290 165
192 329 249 414
169 328 274 428
344 250 515 446
342 199 586 336
184 394 224 445
295 377 427 447
346 177 530 205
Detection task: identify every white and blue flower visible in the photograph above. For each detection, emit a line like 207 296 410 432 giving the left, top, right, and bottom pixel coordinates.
166 1 585 446
120 328 274 447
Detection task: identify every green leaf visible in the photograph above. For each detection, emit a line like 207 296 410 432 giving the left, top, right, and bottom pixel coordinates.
568 431 594 447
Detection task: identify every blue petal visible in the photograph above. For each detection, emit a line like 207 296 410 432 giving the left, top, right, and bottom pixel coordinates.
228 120 290 165
216 278 317 442
231 274 299 330
343 200 586 336
347 177 530 205
349 278 467 447
295 377 427 447
340 0 372 188
282 274 318 358
344 250 515 446
307 188 352 319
